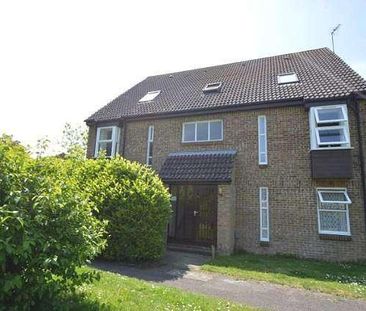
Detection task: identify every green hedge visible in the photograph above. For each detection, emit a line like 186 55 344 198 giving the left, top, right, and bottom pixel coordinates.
0 135 171 309
0 136 107 309
77 156 172 262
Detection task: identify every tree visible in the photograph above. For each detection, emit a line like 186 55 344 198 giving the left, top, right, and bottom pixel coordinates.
61 123 88 157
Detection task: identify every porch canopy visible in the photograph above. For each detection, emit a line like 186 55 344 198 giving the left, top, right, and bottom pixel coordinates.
159 150 236 184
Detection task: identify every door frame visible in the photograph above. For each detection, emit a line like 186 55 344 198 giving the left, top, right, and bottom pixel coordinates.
167 184 218 247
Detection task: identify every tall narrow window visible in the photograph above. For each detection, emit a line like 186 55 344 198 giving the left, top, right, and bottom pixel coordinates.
146 125 154 165
258 116 267 165
259 187 269 242
95 126 120 158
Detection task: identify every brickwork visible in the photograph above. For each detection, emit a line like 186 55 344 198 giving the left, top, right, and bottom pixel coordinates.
87 103 366 261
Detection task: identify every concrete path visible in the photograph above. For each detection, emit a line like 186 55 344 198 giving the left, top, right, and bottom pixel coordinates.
93 251 366 311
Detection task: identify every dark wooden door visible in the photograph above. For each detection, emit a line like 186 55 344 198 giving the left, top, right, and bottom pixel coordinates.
168 185 217 246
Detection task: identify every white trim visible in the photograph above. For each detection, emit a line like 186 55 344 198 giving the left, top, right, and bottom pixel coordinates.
315 125 349 146
182 120 223 143
316 187 351 236
259 187 269 242
309 104 351 150
314 105 347 124
146 125 154 165
317 189 352 204
94 126 120 158
258 115 268 165
203 82 222 92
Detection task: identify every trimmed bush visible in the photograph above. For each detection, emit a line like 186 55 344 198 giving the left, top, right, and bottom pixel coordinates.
77 156 172 262
0 136 106 310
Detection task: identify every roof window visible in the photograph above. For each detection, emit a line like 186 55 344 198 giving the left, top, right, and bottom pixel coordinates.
203 82 222 93
139 90 161 102
277 73 299 84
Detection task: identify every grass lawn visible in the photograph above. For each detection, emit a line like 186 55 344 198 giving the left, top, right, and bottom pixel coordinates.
61 267 256 311
202 252 366 299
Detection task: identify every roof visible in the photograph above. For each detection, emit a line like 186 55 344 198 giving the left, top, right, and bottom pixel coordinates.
87 48 366 122
159 150 236 183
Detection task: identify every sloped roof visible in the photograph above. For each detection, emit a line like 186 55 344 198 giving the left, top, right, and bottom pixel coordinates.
159 150 236 183
87 48 366 122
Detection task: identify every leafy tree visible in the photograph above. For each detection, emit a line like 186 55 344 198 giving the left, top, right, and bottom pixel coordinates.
0 135 106 310
60 123 88 157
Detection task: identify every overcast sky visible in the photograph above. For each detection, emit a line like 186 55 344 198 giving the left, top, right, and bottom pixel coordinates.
1 0 365 152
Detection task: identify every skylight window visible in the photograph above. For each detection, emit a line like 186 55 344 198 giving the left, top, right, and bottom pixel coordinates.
277 73 299 84
203 82 222 93
139 90 161 102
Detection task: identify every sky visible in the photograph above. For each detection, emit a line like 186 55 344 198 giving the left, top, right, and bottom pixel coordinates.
1 0 365 153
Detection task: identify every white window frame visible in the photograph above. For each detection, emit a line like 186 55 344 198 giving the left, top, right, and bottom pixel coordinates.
146 125 154 166
203 82 222 92
94 126 120 158
182 120 223 143
315 126 349 146
314 105 347 124
259 187 269 242
277 72 299 84
139 90 161 102
258 116 268 165
316 187 351 236
309 104 351 150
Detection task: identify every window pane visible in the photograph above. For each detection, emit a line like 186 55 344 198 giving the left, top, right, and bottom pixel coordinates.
317 107 344 122
261 229 268 239
99 128 113 140
259 117 266 134
318 128 346 143
260 153 267 164
261 209 268 227
319 210 348 233
259 136 266 151
319 191 349 203
148 142 153 157
197 122 209 141
98 142 112 157
183 123 195 141
260 188 268 201
277 73 298 84
210 121 222 140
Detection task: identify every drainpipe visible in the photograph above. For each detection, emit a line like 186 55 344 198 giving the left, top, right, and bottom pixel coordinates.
353 97 366 230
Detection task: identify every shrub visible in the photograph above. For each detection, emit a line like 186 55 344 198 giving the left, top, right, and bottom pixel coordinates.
0 135 106 310
77 156 172 262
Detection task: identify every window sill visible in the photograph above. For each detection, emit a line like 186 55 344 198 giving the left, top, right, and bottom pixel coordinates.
309 147 353 152
319 234 352 241
181 140 224 145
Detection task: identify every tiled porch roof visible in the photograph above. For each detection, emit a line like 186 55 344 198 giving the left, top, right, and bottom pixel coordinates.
159 150 236 184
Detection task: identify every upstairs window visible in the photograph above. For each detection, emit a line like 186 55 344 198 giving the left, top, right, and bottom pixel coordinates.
146 125 154 166
317 188 351 236
95 126 120 158
182 120 223 143
139 90 161 102
258 116 268 165
277 73 299 84
203 82 222 93
309 104 350 149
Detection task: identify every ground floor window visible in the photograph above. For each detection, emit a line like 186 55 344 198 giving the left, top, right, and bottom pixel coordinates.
316 188 351 236
259 187 269 242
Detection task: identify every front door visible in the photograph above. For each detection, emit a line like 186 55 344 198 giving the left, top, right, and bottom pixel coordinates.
168 185 217 246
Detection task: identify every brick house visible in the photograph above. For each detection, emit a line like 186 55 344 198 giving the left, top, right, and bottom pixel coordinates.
86 48 366 261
